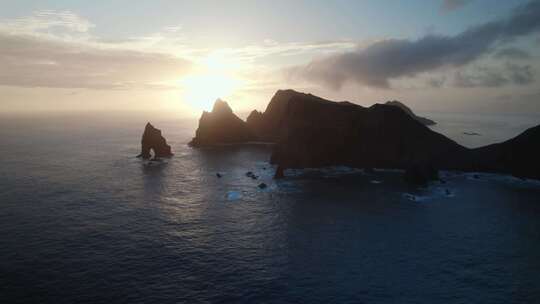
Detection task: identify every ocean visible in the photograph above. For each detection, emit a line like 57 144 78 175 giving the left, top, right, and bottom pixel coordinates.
1 111 540 303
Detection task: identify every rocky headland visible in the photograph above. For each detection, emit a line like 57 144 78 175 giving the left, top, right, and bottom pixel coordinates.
189 89 540 183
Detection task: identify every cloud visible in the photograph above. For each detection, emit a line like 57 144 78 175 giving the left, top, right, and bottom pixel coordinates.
0 11 193 89
0 10 94 37
441 0 473 12
289 0 540 89
493 47 531 59
426 76 447 88
453 63 534 88
211 40 357 66
0 32 192 89
0 10 357 91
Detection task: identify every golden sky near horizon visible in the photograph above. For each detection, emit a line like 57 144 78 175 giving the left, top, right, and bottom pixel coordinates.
1 1 540 115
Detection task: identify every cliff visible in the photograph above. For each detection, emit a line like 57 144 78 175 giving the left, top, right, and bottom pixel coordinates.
189 90 540 182
269 91 467 170
268 90 540 181
245 90 296 142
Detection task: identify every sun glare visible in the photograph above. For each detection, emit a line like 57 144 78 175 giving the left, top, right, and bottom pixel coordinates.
179 53 243 111
180 74 241 110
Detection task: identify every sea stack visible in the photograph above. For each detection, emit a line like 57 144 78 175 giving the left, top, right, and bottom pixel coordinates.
137 122 173 159
189 99 257 146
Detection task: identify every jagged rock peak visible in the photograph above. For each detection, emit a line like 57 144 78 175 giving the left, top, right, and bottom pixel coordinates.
211 99 233 114
189 99 257 146
246 110 263 123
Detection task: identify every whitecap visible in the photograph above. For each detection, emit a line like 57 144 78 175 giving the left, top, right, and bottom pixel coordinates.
403 193 418 201
226 190 242 201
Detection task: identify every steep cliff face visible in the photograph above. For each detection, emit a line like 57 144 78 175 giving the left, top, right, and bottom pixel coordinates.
137 123 173 159
267 90 540 181
189 99 257 146
269 91 468 170
245 90 296 142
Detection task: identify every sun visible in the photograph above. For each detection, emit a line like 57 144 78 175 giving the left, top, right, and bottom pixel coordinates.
179 53 243 111
180 73 241 110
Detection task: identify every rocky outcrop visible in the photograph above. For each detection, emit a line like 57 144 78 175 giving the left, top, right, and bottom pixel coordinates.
137 122 173 159
189 90 540 182
267 90 540 181
189 99 257 146
385 100 436 126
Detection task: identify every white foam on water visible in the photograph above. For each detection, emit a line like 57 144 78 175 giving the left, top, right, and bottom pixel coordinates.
226 190 242 201
284 166 366 178
403 193 418 202
445 171 540 189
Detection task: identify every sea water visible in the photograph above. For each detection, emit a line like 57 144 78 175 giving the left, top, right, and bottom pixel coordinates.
1 112 539 303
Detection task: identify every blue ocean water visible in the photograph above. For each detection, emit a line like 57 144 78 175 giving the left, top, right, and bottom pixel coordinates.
1 112 540 303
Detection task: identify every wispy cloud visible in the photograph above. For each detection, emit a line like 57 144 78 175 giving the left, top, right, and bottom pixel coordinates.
0 9 356 92
441 0 473 12
0 10 194 90
0 10 94 38
453 63 534 88
493 47 531 60
0 33 192 89
288 0 540 89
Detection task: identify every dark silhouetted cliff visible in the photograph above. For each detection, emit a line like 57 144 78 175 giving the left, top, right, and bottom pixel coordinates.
190 90 540 181
267 90 540 180
269 90 467 170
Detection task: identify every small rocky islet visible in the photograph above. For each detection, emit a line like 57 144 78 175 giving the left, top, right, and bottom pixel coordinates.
136 122 173 160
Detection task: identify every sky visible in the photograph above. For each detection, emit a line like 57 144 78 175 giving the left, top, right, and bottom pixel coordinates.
1 0 539 115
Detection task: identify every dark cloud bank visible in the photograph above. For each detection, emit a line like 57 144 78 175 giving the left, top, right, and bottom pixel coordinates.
291 0 540 89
